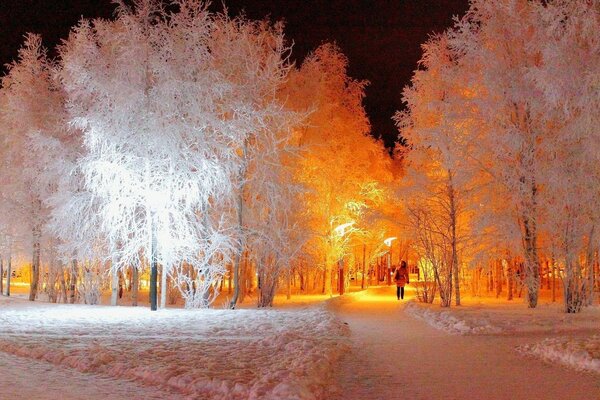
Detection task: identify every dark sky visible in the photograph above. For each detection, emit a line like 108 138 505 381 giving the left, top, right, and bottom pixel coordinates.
0 0 470 149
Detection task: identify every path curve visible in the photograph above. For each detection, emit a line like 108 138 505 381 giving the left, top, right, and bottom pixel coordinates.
329 286 600 400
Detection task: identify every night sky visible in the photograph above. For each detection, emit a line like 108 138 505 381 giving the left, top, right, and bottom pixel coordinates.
0 0 470 149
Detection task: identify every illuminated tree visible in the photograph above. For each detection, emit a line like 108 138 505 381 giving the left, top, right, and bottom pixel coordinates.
58 0 300 309
205 15 300 309
528 0 600 312
441 0 552 308
244 126 307 307
402 0 600 312
398 33 484 307
286 43 392 296
59 1 233 309
0 34 67 301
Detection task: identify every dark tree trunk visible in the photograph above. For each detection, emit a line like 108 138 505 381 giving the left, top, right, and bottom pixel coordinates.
448 173 460 306
69 259 77 304
338 259 344 295
230 139 248 309
150 222 158 311
6 256 12 297
30 224 41 301
361 244 366 290
507 259 514 301
132 263 139 306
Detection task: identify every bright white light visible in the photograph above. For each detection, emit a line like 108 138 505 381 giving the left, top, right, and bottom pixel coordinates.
334 221 355 237
384 236 397 247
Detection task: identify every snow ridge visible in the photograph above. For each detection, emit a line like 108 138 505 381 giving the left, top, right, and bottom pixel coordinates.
517 336 600 375
404 301 502 335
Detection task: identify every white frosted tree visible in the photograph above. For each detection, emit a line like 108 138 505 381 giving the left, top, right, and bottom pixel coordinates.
59 1 229 309
201 13 301 309
0 34 67 301
444 0 553 308
403 0 600 311
244 124 307 307
397 33 485 307
528 0 600 312
59 0 300 309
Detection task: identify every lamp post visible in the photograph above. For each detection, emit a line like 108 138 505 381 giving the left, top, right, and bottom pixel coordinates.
384 237 397 286
334 221 354 295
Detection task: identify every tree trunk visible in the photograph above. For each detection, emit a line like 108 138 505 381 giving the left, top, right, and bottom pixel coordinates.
551 255 556 302
69 259 77 304
448 173 460 306
131 263 139 306
29 224 41 301
6 256 11 297
111 256 119 306
59 263 68 303
230 145 248 309
324 254 332 296
286 267 291 300
150 221 158 311
585 227 595 306
299 263 305 292
361 244 366 290
522 202 540 308
160 263 167 309
495 259 502 298
338 259 344 295
228 264 232 294
368 251 373 287
507 259 514 301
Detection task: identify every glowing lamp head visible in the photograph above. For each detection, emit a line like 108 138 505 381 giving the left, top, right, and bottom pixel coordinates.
384 237 397 247
334 221 355 237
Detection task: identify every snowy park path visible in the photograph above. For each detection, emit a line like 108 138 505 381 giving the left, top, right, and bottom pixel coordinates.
330 286 600 400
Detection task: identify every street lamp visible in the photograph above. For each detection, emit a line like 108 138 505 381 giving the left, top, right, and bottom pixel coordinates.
384 236 397 286
334 221 354 295
334 222 354 237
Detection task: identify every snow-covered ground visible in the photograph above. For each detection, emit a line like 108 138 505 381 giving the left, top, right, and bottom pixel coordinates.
0 295 349 399
0 351 187 400
518 335 600 375
405 293 600 376
330 286 600 400
3 287 599 400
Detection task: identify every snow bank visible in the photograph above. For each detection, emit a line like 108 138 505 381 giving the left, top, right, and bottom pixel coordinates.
404 297 600 336
404 301 502 335
518 336 600 375
0 298 349 399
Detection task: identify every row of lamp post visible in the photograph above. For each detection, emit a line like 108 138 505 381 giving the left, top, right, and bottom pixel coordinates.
333 220 398 295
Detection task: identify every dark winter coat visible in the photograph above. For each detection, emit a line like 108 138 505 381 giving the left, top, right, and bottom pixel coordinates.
394 266 409 287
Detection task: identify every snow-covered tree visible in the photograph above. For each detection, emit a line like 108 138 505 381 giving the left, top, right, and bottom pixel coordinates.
202 13 302 309
286 43 392 296
59 1 227 309
401 0 599 312
0 34 67 301
445 0 550 308
398 33 486 307
528 0 600 312
58 0 301 309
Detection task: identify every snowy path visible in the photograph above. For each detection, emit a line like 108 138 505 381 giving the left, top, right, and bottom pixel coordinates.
330 287 600 400
0 351 185 400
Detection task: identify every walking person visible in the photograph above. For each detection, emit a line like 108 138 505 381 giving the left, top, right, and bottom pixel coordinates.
394 261 409 300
